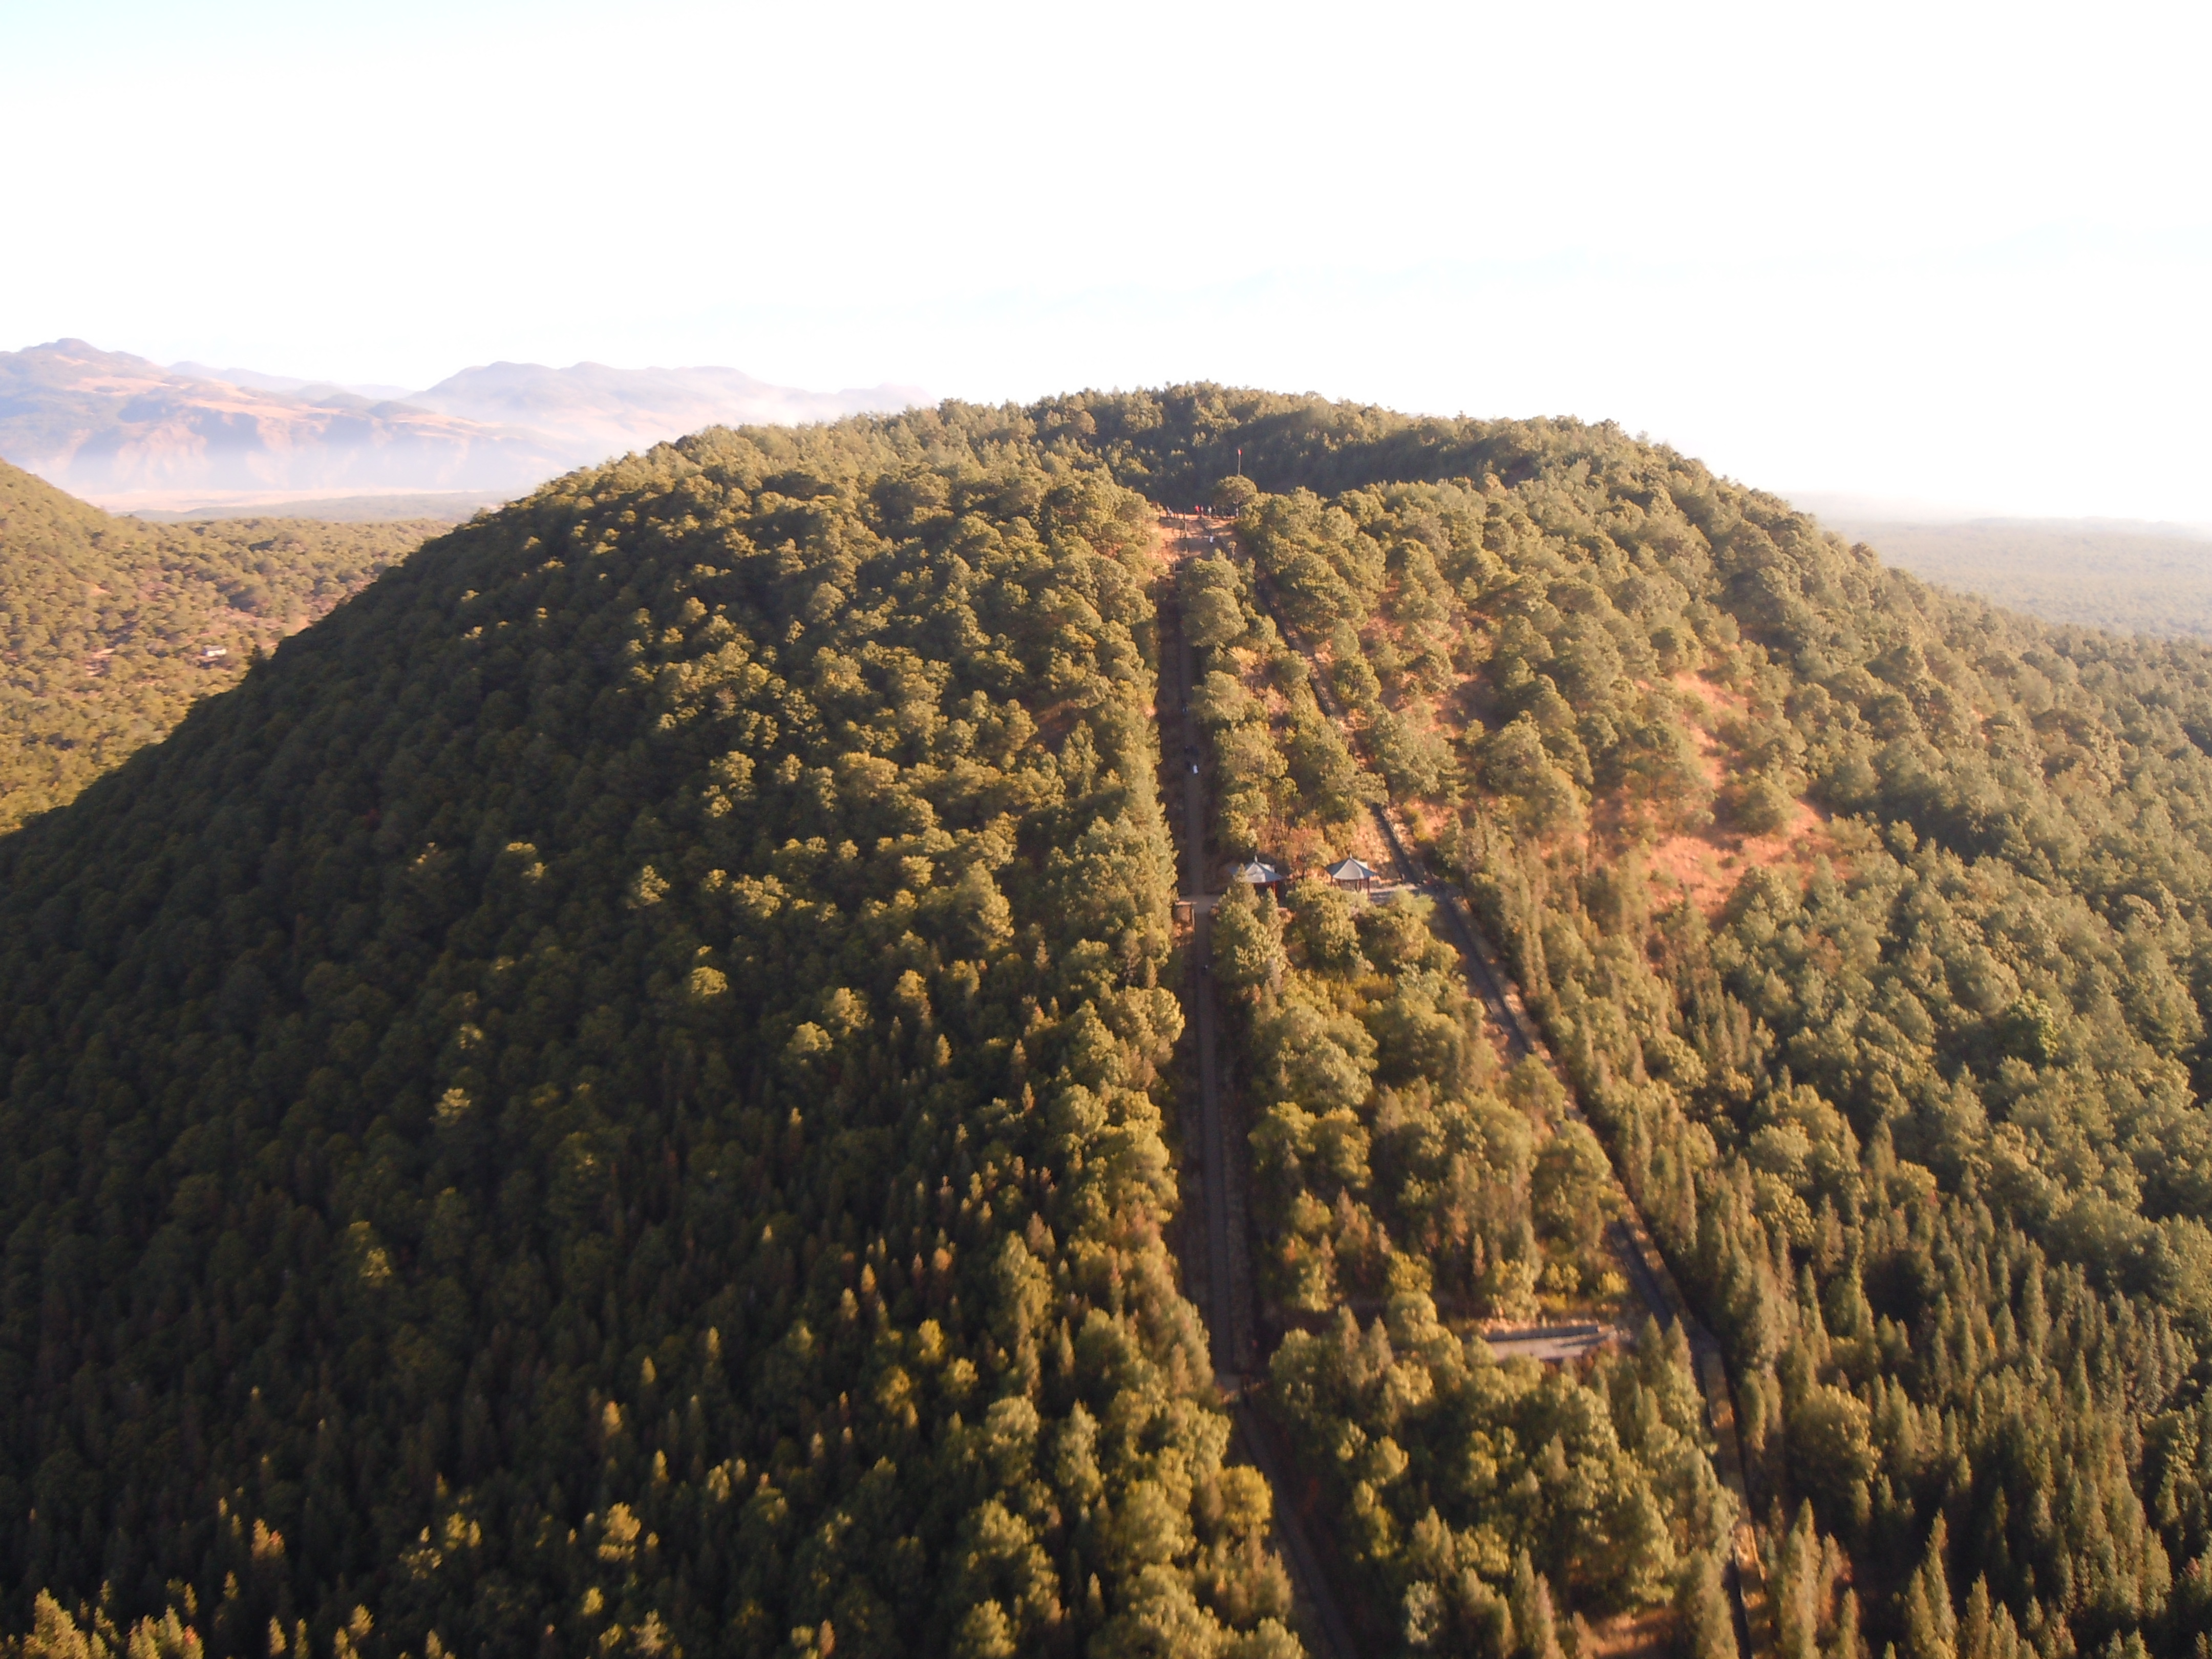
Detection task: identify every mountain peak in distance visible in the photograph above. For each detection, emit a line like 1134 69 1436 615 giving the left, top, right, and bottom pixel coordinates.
167 360 420 405
407 359 928 464
0 340 929 507
0 339 566 502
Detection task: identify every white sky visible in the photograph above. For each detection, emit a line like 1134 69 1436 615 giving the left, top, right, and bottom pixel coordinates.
3 0 2206 521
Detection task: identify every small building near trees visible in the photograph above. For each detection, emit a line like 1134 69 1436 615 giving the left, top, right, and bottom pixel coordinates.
1324 856 1379 891
1229 858 1285 895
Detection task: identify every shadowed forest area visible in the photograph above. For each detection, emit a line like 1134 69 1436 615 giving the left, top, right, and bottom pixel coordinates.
0 416 1300 1659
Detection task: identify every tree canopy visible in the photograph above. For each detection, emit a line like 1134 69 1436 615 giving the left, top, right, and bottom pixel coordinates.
1190 411 2212 1659
0 415 1297 1658
0 459 431 832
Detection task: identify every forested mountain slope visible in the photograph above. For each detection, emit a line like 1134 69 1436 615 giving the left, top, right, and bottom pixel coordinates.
1174 542 1741 1659
0 413 1296 1658
2 385 2208 1659
0 460 432 831
1093 388 2211 1659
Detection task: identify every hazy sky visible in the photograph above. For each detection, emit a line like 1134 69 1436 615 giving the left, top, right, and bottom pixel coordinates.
4 0 2206 521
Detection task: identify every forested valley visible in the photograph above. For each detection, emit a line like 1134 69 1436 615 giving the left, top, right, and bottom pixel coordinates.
0 460 435 832
0 389 2204 1659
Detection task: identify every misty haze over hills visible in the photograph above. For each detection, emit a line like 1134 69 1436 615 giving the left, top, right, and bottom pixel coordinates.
1821 512 2212 643
404 360 929 461
165 362 419 403
0 338 925 505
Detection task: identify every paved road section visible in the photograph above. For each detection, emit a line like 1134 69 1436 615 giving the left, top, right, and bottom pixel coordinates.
1174 586 1254 1381
1479 1322 1627 1363
1211 517 1774 1659
1156 521 1362 1659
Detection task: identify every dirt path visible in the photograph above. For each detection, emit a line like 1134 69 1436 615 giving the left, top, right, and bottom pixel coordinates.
1235 531 1775 1659
1176 592 1251 1383
1155 514 1363 1659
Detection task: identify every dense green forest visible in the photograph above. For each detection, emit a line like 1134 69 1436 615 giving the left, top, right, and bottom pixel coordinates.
0 417 1299 1658
1214 863 1738 1654
0 388 2207 1659
0 460 432 831
1174 538 1740 1654
1138 387 2211 1659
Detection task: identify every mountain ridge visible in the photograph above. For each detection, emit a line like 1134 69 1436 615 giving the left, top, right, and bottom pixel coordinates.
0 341 926 502
0 341 566 498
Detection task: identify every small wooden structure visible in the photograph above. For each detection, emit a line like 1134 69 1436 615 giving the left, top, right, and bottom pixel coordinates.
1229 858 1285 895
1324 856 1379 891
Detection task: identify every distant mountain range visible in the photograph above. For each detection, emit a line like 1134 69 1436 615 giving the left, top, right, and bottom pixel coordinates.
0 339 925 506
